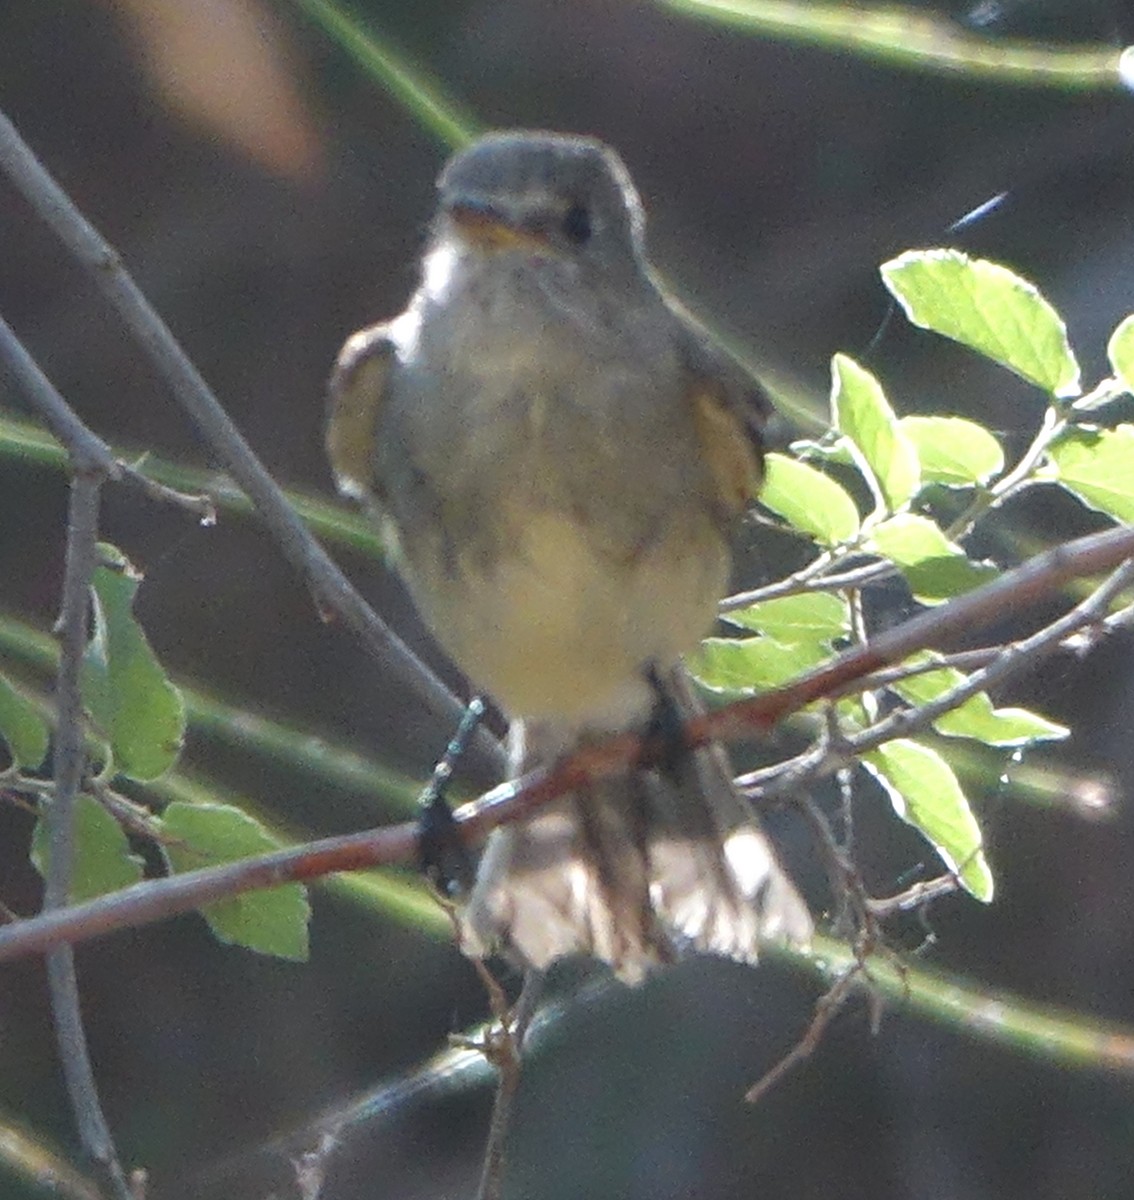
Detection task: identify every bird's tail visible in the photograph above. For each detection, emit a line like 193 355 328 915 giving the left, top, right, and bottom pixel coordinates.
459 672 811 984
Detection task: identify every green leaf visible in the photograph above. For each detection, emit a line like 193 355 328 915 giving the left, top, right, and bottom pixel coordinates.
161 802 310 960
863 738 993 901
790 437 855 466
881 249 1080 397
831 353 919 510
868 514 998 605
725 591 850 646
890 658 1068 746
32 794 144 902
81 544 185 781
899 415 1005 486
759 453 860 546
1107 314 1134 394
0 672 49 769
690 636 825 695
1048 425 1134 523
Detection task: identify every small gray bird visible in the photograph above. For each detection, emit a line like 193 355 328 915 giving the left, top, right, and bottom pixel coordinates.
327 130 810 982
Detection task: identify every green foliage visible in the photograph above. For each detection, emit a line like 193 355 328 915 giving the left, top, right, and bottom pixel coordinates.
693 636 827 694
31 793 144 901
867 514 998 604
760 453 860 545
899 416 1004 486
881 248 1080 395
831 353 919 511
81 544 185 781
161 802 311 960
1107 315 1134 393
692 248 1131 904
0 672 48 769
863 739 993 901
726 592 851 644
1047 426 1134 523
889 658 1068 747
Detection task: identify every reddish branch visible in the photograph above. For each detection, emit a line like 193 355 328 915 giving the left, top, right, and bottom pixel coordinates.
0 520 1131 965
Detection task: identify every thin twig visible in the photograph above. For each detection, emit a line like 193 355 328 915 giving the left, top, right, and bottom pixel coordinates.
468 961 520 1200
838 647 1001 696
46 472 133 1200
705 521 1134 751
116 459 216 520
0 315 120 478
866 874 960 917
0 108 503 777
744 965 863 1104
749 555 1134 807
473 968 544 1200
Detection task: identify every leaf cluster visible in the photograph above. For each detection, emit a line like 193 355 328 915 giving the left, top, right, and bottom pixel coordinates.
694 248 1134 902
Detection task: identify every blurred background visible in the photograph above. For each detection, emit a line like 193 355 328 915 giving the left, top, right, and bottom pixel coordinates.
3 1 1134 1197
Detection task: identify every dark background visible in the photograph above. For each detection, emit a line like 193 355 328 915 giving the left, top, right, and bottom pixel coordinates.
3 1 1134 1197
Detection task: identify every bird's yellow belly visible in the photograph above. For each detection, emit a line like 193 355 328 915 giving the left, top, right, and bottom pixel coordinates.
408 508 727 726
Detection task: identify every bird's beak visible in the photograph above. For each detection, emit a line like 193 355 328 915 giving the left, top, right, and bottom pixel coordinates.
445 199 552 253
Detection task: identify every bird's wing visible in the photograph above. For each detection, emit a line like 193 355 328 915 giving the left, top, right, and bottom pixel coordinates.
674 320 773 518
326 323 397 502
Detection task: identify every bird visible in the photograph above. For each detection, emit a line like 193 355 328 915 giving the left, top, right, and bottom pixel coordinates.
327 130 811 982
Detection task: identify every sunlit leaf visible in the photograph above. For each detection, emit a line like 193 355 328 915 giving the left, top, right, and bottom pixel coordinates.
863 738 993 901
162 802 310 960
868 514 997 604
882 249 1080 397
899 415 1004 486
725 591 850 646
831 353 919 509
690 636 825 694
759 453 860 546
890 658 1068 746
1048 425 1134 523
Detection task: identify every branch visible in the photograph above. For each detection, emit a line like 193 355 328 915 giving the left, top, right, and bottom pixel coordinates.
46 473 134 1200
0 274 139 1197
0 519 1132 963
0 108 503 777
0 315 119 477
701 521 1134 749
472 968 543 1200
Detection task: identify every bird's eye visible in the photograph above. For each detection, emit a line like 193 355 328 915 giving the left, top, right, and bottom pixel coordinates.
561 202 592 245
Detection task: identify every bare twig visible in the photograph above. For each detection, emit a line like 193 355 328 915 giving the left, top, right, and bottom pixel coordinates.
744 965 863 1104
0 108 503 776
0 309 143 1196
723 557 894 611
839 648 1001 696
115 460 216 520
841 558 1134 757
943 405 1065 541
46 473 134 1200
0 315 120 479
473 968 544 1200
866 874 960 918
468 963 520 1200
